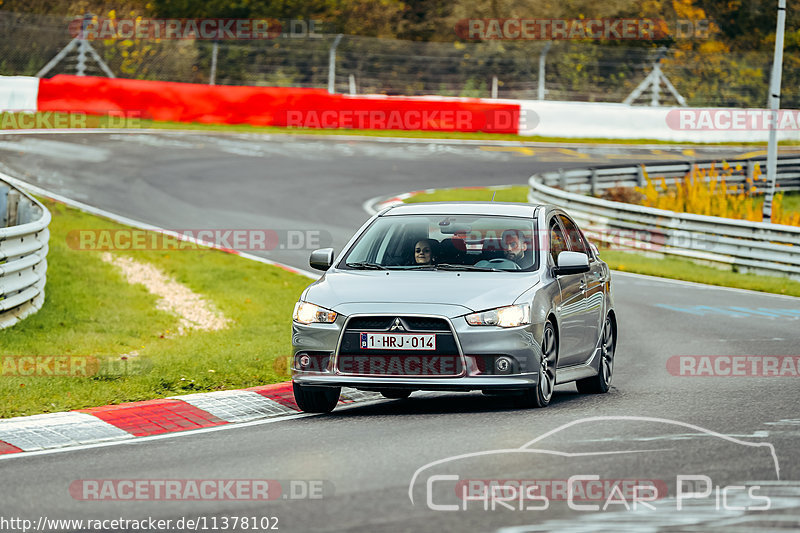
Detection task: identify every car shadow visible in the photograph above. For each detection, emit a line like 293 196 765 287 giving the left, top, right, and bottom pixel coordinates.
326 386 587 418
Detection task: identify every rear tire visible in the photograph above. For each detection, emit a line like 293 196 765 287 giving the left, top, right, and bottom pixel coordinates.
379 389 412 399
576 314 615 394
515 321 557 408
293 382 340 413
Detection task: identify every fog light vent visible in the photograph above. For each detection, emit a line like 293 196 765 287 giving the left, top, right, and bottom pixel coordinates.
495 356 513 375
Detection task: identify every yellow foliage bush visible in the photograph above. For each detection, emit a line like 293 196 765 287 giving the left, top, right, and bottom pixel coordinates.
635 163 800 226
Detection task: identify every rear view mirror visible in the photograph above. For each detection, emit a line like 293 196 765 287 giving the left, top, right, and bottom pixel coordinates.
554 251 589 276
309 248 335 271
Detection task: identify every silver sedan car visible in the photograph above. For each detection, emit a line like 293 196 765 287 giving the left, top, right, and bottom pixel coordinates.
291 202 616 412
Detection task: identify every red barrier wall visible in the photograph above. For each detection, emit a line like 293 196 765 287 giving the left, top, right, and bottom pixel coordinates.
37 75 520 134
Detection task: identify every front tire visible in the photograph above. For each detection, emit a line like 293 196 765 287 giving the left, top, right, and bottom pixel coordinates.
576 314 616 394
293 382 340 413
515 321 557 408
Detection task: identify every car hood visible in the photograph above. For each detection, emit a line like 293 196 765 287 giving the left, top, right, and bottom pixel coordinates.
303 270 540 318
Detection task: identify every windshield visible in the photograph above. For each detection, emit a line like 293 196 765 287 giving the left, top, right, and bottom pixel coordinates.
340 214 538 272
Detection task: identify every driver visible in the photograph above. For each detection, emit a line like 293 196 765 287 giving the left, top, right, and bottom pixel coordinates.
501 229 528 265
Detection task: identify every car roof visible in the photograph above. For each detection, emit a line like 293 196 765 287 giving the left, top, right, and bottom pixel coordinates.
382 201 541 218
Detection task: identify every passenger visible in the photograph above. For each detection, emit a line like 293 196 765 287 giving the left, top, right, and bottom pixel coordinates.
413 239 439 265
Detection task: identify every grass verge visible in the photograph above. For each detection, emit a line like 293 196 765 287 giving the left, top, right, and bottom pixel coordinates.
0 199 310 418
3 111 799 146
402 186 800 297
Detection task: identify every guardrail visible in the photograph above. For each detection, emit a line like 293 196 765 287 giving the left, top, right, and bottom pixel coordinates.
0 179 50 329
528 156 800 280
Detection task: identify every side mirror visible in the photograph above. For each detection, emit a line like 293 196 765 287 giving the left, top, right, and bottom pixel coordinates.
309 248 335 271
554 251 590 276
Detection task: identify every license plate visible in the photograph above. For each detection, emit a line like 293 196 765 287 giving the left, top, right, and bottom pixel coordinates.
360 333 436 351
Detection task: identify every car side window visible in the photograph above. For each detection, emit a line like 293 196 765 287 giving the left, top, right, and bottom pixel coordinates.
558 215 589 256
549 218 568 265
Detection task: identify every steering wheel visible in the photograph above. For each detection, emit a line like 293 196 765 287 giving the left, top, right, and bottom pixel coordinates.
484 258 521 270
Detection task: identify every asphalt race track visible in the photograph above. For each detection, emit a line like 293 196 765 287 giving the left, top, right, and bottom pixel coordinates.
1 132 799 532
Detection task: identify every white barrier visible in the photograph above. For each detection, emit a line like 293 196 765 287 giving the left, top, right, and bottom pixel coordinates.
0 76 39 112
0 179 50 329
517 100 800 143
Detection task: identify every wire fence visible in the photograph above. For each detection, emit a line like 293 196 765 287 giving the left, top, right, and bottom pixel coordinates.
0 11 796 108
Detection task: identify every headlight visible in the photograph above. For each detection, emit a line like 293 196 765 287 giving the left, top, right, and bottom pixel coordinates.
465 304 530 328
293 301 338 324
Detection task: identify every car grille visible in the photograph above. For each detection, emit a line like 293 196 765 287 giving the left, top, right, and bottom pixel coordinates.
345 316 450 332
336 315 462 376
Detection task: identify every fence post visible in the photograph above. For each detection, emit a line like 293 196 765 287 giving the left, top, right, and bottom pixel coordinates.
491 76 498 98
349 74 356 95
538 41 552 100
6 190 20 227
559 168 566 189
209 42 219 85
747 160 756 181
328 34 344 94
637 166 646 188
76 12 93 76
590 168 599 196
650 61 662 106
762 0 787 221
76 38 88 76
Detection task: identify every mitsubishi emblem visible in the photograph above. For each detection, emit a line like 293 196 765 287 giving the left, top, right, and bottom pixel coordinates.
389 318 405 331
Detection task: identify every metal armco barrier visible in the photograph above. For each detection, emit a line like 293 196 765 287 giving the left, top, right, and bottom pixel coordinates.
0 179 50 329
528 156 800 280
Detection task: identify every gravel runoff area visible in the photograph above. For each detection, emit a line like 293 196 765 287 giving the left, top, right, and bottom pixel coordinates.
100 252 231 335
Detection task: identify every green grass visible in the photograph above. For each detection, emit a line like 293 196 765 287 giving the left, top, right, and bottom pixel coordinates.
3 111 799 146
776 192 800 213
402 186 800 297
403 185 529 203
0 199 310 418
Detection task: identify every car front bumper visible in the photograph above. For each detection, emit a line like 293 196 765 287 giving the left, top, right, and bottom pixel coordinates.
291 310 544 391
293 373 539 391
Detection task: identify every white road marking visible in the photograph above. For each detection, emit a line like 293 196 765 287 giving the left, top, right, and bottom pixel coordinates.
0 138 109 162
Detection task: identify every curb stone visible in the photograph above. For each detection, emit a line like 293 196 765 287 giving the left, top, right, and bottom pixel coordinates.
0 383 380 455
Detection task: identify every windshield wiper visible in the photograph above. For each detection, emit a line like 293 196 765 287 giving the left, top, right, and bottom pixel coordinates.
400 264 436 270
345 261 387 270
435 263 502 272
